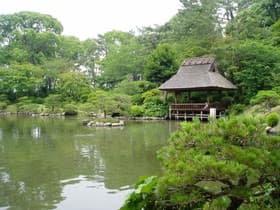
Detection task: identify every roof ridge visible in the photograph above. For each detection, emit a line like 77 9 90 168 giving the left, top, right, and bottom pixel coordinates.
183 57 214 66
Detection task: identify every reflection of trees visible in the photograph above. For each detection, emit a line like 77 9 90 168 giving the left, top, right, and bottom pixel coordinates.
0 117 178 209
0 117 85 209
93 121 177 189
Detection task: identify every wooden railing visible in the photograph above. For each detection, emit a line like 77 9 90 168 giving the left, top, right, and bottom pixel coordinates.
171 103 208 111
169 103 225 120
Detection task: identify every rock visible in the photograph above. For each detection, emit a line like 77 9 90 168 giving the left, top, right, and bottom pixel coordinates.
82 120 90 126
266 126 279 135
89 112 97 117
111 123 120 127
83 120 125 128
96 122 104 127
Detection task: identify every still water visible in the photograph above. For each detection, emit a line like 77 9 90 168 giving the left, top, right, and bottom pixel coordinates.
0 117 179 210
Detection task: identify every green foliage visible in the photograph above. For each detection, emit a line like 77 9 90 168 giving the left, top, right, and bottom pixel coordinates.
142 89 162 104
121 176 158 210
95 31 146 87
130 106 144 117
232 41 280 102
122 117 280 209
140 89 168 117
78 103 95 114
88 90 131 118
0 64 44 101
272 86 280 95
0 102 8 110
17 103 44 113
143 102 167 118
110 93 131 116
250 90 280 110
266 112 279 127
144 43 178 85
63 104 78 116
114 80 156 96
15 97 45 113
57 72 92 102
230 104 247 115
164 0 222 42
44 94 63 112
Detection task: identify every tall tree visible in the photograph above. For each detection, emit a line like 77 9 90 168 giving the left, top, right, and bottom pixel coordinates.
96 31 145 88
144 44 178 85
0 12 62 65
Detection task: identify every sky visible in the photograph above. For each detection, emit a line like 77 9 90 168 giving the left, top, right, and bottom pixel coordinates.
0 0 182 40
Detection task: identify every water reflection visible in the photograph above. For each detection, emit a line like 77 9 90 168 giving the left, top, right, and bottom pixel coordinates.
0 117 179 210
31 127 41 139
58 176 131 210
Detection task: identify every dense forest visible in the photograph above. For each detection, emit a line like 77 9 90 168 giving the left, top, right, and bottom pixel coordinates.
0 0 279 117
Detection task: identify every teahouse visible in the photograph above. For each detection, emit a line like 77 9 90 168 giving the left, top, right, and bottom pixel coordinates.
159 57 237 120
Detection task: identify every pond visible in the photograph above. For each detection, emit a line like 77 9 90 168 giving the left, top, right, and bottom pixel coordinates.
0 116 179 210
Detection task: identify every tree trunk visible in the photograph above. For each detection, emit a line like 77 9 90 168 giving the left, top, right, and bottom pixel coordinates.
227 197 243 210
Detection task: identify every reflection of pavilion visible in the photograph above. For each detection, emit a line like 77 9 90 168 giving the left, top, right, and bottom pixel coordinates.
159 57 237 119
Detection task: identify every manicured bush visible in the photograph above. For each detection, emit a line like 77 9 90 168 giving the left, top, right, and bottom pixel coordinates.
143 102 167 117
63 104 78 115
266 112 279 127
142 89 162 104
78 103 95 114
44 94 63 112
122 117 280 209
130 105 144 117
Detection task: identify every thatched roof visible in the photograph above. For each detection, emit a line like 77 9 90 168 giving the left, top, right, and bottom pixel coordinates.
159 57 237 91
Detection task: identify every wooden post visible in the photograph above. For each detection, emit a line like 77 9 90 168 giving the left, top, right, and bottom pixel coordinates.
174 92 178 104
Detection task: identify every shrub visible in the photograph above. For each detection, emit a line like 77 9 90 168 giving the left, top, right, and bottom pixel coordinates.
5 105 17 112
272 86 280 95
131 94 143 105
229 104 246 115
143 102 167 117
44 94 63 112
122 117 280 209
266 112 279 127
0 102 7 110
63 104 78 115
130 105 144 117
142 89 162 104
32 97 44 104
79 103 95 114
250 90 280 110
17 103 44 113
221 96 234 107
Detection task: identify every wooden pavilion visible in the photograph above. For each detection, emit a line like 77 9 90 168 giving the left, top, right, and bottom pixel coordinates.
159 57 237 120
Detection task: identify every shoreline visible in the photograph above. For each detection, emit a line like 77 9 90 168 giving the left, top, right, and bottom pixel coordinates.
0 111 166 121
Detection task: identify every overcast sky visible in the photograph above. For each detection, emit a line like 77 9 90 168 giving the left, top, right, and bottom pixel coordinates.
0 0 182 40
